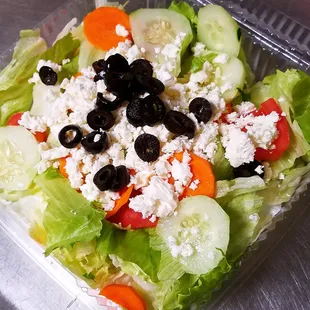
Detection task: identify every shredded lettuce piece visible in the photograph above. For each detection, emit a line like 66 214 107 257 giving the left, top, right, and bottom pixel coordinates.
223 193 263 261
216 176 266 207
97 222 161 282
259 162 310 206
212 140 234 181
0 82 33 125
169 1 198 26
53 240 113 288
34 169 103 255
0 29 47 91
0 29 47 124
159 258 231 310
190 51 218 73
292 74 310 143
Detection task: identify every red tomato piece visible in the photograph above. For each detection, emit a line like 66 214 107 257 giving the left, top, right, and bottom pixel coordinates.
218 103 233 123
7 112 48 143
254 98 290 161
108 203 158 229
7 112 23 126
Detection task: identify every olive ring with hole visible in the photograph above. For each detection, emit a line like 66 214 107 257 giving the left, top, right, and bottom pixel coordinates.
93 164 130 192
87 109 115 130
81 131 109 154
58 125 83 149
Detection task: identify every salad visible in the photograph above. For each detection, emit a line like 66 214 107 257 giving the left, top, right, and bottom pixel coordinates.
1 1 310 309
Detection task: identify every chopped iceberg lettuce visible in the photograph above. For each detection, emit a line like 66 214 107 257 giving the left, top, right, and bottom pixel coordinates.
0 29 47 91
34 169 104 255
223 193 263 261
212 140 234 181
216 176 266 207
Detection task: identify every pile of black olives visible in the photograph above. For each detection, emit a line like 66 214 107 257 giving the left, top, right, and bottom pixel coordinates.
93 164 130 192
92 54 164 100
58 125 109 155
58 54 217 189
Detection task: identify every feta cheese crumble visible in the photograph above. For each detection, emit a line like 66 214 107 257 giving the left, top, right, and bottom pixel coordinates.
115 24 129 37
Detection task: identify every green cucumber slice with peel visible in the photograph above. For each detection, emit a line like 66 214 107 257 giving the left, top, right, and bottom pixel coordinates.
157 195 230 275
0 126 40 191
197 5 241 57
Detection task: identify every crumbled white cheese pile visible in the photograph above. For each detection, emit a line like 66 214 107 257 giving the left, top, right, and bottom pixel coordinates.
21 33 280 222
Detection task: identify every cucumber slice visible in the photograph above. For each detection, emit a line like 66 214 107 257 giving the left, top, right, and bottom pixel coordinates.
157 195 230 275
214 56 245 101
130 9 193 63
0 126 40 191
31 83 60 117
197 5 241 57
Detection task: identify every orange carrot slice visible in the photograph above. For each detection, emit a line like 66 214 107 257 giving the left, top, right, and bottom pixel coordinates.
169 151 216 199
100 284 146 310
59 157 69 179
105 185 134 219
73 72 82 78
83 7 131 51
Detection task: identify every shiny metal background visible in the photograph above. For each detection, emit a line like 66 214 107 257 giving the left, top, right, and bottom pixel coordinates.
0 0 309 309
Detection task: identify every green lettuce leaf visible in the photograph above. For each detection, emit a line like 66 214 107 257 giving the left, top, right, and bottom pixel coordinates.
292 74 310 142
269 120 310 178
97 222 161 282
0 82 33 125
0 183 40 202
223 193 263 261
190 51 218 73
169 1 198 25
259 162 310 206
160 258 231 310
215 176 266 207
0 29 47 91
53 239 113 288
149 234 185 282
57 56 79 82
34 168 103 255
41 33 80 64
212 141 234 181
249 81 270 108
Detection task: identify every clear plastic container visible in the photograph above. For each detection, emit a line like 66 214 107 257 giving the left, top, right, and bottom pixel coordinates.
1 0 310 309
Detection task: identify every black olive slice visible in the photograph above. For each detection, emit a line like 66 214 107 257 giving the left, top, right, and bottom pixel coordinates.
126 99 144 127
96 92 124 111
110 165 130 192
104 71 133 95
87 109 115 130
39 66 58 86
81 131 108 154
93 165 117 191
134 133 160 162
163 110 196 139
130 59 153 78
58 125 83 148
105 54 130 73
92 59 107 74
189 97 213 123
137 76 165 95
141 95 166 127
233 160 265 179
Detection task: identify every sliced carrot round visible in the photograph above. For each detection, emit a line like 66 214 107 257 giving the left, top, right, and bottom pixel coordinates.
100 284 146 310
169 151 215 199
105 184 134 219
83 7 131 51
